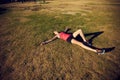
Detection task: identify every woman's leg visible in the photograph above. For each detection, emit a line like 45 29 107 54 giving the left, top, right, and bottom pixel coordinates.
72 29 87 42
71 39 97 53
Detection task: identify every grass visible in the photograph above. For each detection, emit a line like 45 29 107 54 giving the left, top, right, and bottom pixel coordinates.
0 0 120 80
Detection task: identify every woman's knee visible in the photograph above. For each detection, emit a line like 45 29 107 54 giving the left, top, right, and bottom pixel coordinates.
77 29 82 32
73 29 82 37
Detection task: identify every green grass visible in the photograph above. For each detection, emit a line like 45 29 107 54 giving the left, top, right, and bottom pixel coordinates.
0 1 120 80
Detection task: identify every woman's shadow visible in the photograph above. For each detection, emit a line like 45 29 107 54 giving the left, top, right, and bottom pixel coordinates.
75 31 115 53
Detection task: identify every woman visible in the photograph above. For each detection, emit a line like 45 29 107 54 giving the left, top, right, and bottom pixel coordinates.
41 28 105 54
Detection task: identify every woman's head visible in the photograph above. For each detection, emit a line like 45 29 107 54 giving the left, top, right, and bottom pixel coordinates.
53 31 59 35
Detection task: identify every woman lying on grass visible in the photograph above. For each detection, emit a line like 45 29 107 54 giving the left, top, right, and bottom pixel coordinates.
41 28 105 55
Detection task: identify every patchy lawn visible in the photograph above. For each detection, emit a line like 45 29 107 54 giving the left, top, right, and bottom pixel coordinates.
0 0 120 80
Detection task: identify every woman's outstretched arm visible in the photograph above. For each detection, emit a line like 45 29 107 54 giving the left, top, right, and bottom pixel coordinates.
41 35 58 45
64 28 71 33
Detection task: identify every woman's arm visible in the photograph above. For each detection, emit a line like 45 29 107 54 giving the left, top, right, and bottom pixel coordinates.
41 35 58 45
64 28 71 33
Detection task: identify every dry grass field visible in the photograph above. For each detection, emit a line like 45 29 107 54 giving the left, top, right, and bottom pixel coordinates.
0 0 120 80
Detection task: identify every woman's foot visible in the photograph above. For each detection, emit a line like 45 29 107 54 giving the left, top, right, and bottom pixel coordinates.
96 49 105 55
84 40 92 46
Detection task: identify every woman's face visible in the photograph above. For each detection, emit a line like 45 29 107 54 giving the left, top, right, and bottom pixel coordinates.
53 31 59 35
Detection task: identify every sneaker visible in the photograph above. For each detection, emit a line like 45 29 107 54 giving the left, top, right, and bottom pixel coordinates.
86 40 92 46
97 49 105 55
83 41 92 46
87 42 92 46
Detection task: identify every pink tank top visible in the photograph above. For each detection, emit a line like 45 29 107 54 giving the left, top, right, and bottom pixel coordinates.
59 32 71 41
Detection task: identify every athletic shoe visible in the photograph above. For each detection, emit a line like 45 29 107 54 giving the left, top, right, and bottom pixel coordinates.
86 40 92 46
97 49 105 55
83 41 92 46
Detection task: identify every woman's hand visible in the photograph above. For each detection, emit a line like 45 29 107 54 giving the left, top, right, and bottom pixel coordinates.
40 42 46 45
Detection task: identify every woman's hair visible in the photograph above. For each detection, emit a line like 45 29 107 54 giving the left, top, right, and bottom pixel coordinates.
53 31 59 35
